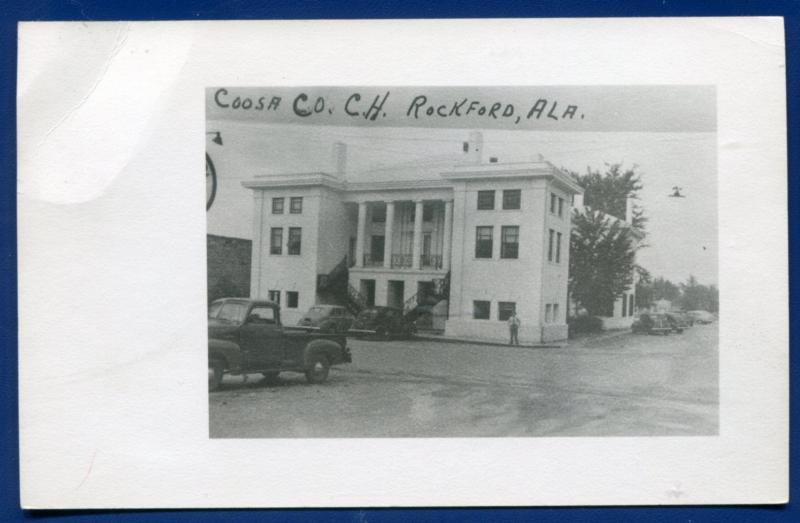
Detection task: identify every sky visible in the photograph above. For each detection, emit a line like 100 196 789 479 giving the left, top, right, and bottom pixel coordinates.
206 120 717 286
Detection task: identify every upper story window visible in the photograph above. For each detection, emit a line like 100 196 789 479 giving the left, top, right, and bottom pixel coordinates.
288 227 302 255
557 197 564 217
501 226 519 259
550 193 557 214
502 189 521 210
475 226 493 258
290 197 303 214
270 228 283 255
272 197 285 214
556 232 563 263
423 203 434 222
372 205 386 223
547 229 555 262
477 190 495 210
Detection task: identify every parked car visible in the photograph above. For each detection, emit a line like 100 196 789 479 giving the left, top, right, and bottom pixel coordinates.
664 312 691 333
687 310 715 324
350 306 416 339
631 313 672 335
208 298 351 390
298 305 354 333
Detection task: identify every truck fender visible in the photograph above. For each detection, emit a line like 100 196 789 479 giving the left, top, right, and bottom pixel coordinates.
303 339 341 367
208 339 242 372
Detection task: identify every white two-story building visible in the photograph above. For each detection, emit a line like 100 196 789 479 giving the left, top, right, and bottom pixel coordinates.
242 132 583 343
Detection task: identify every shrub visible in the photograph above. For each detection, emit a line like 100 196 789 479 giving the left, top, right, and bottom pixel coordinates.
567 315 603 338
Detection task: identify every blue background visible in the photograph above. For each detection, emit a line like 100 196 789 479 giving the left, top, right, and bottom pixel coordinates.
1 1 797 521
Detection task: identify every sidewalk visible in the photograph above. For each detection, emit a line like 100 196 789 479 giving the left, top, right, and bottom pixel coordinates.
413 331 567 349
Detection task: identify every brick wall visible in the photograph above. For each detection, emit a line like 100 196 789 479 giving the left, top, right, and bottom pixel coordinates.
207 234 252 302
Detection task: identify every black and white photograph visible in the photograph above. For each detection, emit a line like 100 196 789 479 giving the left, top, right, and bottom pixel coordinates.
18 18 787 508
206 86 719 438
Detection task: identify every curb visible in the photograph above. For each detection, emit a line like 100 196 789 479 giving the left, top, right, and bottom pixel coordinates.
413 334 566 350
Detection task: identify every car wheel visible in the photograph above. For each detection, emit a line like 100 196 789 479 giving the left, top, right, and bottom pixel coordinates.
305 354 330 384
209 358 224 391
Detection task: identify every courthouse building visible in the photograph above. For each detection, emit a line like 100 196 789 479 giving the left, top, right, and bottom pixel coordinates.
242 132 583 343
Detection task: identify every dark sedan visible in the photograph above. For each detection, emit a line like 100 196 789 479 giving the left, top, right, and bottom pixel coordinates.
298 305 354 333
350 306 415 339
632 313 672 335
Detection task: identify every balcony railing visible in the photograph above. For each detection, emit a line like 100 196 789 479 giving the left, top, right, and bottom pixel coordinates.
420 254 443 270
362 253 384 267
391 254 413 268
359 253 445 270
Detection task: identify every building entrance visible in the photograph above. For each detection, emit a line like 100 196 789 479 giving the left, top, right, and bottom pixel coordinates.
360 279 376 307
387 280 405 309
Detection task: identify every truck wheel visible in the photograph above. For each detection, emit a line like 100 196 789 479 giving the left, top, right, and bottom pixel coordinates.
305 354 330 384
209 358 224 391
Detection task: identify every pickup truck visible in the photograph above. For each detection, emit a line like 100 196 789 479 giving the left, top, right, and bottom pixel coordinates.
208 298 351 390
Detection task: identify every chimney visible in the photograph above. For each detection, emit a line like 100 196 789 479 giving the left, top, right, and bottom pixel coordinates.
625 196 634 223
331 142 347 179
463 131 483 164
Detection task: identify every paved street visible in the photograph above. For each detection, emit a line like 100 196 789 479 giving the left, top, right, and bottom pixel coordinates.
209 324 718 438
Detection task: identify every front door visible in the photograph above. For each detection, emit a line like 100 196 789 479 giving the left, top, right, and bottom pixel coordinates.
239 304 282 369
388 280 405 309
360 279 376 307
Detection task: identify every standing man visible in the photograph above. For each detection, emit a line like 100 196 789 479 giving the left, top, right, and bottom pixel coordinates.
508 311 521 346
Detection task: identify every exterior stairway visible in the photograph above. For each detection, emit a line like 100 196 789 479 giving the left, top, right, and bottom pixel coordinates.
317 256 367 315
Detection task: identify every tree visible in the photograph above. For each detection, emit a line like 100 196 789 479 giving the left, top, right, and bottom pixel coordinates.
680 275 719 312
567 163 647 317
571 163 648 232
569 209 637 316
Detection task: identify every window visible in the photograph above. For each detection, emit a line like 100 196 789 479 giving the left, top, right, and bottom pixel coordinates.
288 227 302 255
550 193 557 214
502 189 521 210
553 304 560 322
372 205 386 223
498 301 516 321
557 197 564 218
208 301 223 318
248 306 276 324
477 190 495 210
268 290 281 304
272 197 284 214
286 291 299 309
548 229 555 262
475 226 493 258
270 228 283 255
556 232 563 263
218 302 249 324
473 300 491 320
545 304 552 323
423 203 434 222
501 226 519 259
622 292 628 317
290 197 303 214
629 294 635 316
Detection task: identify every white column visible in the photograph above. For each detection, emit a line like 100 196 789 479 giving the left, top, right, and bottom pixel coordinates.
355 201 367 268
442 199 453 271
412 200 424 269
383 201 394 269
